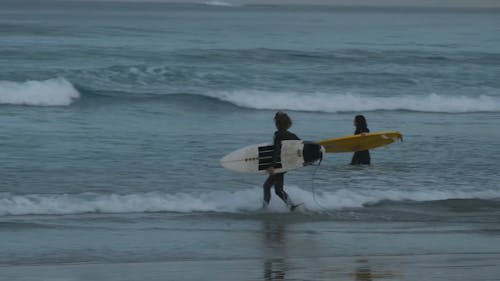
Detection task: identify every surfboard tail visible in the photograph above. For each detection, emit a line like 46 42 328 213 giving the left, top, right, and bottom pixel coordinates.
302 142 324 165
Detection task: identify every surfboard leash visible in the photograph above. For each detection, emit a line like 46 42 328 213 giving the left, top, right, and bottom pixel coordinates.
309 155 335 215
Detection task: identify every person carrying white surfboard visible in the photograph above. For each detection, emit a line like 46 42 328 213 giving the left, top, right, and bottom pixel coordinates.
262 111 301 211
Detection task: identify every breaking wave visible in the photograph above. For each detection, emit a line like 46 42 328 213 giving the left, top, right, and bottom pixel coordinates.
205 90 500 113
0 77 80 106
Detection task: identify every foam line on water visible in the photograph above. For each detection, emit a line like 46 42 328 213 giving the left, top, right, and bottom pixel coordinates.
2 186 499 216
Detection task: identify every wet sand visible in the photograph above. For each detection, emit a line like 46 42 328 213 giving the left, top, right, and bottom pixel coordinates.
2 215 500 281
2 252 499 281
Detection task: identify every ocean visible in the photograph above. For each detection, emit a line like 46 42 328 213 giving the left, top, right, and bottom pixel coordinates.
1 1 500 280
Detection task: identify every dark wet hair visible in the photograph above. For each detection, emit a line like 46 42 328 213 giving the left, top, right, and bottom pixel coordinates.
274 111 292 130
354 115 368 130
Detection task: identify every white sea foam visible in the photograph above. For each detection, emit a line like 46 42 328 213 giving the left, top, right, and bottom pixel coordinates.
0 78 80 106
1 186 499 216
0 190 258 216
207 90 500 113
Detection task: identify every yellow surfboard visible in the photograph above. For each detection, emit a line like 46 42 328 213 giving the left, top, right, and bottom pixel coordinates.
318 131 403 153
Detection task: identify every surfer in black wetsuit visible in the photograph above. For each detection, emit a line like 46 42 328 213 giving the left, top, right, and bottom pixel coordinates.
351 115 371 165
262 111 300 211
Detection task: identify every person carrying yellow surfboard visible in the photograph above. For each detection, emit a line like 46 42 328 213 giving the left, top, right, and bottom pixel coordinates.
350 115 371 165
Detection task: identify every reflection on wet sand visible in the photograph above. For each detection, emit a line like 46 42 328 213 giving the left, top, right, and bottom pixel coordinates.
262 219 288 281
264 259 286 281
355 265 374 281
354 259 394 281
260 218 396 281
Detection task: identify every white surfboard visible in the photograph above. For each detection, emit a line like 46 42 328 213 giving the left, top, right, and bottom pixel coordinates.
220 140 325 173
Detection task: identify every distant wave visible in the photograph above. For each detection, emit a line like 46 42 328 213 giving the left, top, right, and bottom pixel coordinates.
0 78 80 106
202 1 241 7
205 91 500 113
2 186 500 216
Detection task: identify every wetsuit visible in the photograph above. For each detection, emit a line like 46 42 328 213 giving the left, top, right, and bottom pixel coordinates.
262 129 299 208
350 127 371 165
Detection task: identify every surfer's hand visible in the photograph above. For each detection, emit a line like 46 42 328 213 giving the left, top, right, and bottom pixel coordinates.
266 167 275 175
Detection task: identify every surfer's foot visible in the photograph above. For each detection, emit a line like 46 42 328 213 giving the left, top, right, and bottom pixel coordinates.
261 202 269 210
289 203 302 212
